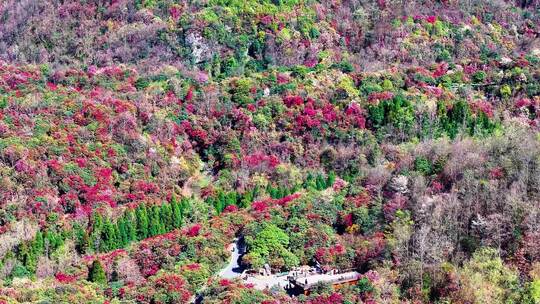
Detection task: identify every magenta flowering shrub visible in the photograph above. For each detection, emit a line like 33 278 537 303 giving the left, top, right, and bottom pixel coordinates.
243 152 280 170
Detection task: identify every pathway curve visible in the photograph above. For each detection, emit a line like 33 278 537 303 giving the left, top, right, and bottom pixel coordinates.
193 237 246 303
218 237 246 279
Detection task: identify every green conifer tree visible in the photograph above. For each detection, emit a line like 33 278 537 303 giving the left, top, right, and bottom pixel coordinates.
305 173 317 190
315 173 326 190
326 171 336 188
136 204 149 240
180 198 190 219
148 205 164 236
32 231 44 256
240 190 253 208
160 203 173 231
91 213 104 252
117 218 128 247
101 219 118 252
88 259 107 284
111 260 119 282
73 225 88 254
124 211 137 242
226 192 237 207
171 195 183 228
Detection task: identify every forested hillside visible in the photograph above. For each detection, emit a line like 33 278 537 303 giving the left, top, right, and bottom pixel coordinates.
1 1 540 303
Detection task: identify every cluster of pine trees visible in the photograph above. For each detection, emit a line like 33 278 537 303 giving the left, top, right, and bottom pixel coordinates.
75 196 190 254
206 187 261 214
304 171 335 191
10 229 65 277
6 197 190 280
266 172 335 199
208 172 336 214
367 94 498 141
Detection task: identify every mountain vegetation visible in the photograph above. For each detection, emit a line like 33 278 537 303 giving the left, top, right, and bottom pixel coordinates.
0 0 540 303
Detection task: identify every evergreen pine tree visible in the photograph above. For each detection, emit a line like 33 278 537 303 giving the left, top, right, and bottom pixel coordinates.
44 230 64 253
148 205 164 236
136 204 149 240
92 212 104 231
32 231 44 256
157 206 167 235
315 173 326 190
276 187 282 198
304 173 313 188
217 191 226 208
305 173 317 190
124 211 137 242
88 259 107 284
18 243 34 273
206 196 215 208
91 213 104 251
226 192 237 207
268 186 278 199
81 231 91 254
240 190 252 208
111 260 119 282
160 203 173 231
101 219 118 252
180 198 190 219
117 218 128 247
253 185 260 198
171 195 183 228
266 184 273 197
282 186 291 197
326 171 336 188
215 198 224 214
73 225 88 254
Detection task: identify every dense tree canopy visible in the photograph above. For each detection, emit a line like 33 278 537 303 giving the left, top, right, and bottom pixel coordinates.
0 0 540 303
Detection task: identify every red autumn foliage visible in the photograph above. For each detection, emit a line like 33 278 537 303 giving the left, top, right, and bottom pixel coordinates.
283 95 304 107
470 100 494 118
355 232 386 266
55 272 78 283
186 224 202 237
489 167 505 179
368 92 394 104
243 152 280 169
251 201 269 213
347 192 371 207
345 103 366 128
151 273 192 302
383 194 407 220
223 204 239 213
308 293 344 304
169 5 182 21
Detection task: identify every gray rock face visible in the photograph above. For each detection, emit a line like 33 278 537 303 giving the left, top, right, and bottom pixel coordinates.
186 32 211 64
388 175 409 194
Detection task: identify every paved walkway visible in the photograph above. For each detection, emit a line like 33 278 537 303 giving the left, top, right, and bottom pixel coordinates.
195 238 246 303
216 240 360 294
244 273 291 290
218 238 246 279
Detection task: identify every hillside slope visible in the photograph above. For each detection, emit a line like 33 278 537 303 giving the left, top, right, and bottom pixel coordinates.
1 1 540 303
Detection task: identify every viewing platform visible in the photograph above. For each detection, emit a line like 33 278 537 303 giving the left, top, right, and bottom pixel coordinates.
288 271 361 295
